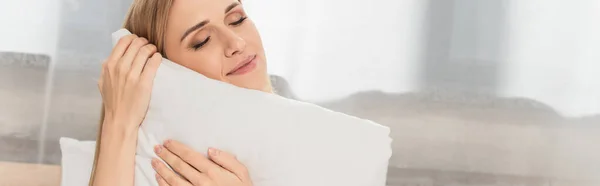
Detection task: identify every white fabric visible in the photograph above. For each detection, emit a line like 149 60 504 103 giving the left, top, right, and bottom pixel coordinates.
59 137 96 186
246 0 600 117
60 29 391 186
0 0 60 56
112 28 393 186
245 0 422 102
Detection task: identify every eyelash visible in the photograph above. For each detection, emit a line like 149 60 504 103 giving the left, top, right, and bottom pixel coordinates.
230 16 247 26
191 36 210 50
190 16 247 50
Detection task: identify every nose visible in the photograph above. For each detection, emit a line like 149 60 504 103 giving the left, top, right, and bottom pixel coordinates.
223 30 246 57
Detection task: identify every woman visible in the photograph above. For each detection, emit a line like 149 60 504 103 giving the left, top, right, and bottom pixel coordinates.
90 0 271 185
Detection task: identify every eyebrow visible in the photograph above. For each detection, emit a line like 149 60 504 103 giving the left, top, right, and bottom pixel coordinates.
180 20 209 42
225 2 240 14
180 2 241 43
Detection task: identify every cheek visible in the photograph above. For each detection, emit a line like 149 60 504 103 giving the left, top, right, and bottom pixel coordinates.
241 24 267 64
236 21 262 49
182 50 224 80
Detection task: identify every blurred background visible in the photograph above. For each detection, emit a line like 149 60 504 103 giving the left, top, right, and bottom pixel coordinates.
1 0 599 185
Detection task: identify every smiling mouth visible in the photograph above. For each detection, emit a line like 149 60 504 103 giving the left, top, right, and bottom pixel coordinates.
227 55 257 76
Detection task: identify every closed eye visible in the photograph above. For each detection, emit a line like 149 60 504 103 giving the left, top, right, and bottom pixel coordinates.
191 36 211 50
230 16 247 26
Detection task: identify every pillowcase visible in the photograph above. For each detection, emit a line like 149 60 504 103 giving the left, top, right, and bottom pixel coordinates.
60 29 392 186
120 27 393 186
59 137 96 186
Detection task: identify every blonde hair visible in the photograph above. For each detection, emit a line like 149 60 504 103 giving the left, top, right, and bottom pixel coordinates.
89 0 173 185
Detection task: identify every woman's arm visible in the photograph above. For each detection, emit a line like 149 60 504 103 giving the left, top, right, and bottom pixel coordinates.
91 118 138 186
90 34 162 186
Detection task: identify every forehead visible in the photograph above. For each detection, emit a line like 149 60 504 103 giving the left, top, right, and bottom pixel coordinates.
168 0 238 32
170 0 238 20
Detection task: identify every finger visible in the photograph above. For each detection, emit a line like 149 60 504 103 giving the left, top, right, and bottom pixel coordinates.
117 38 148 90
98 62 106 92
129 44 157 78
155 145 210 185
139 53 162 88
107 34 137 69
163 140 221 174
208 148 250 181
118 37 148 73
156 173 170 186
152 158 192 186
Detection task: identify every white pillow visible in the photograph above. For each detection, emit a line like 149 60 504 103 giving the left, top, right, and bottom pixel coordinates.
59 137 95 186
61 29 392 186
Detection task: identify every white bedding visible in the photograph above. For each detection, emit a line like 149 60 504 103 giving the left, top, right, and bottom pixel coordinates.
59 29 393 186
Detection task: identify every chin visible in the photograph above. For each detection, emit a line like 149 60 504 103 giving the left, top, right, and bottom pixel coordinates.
243 79 273 93
232 74 272 93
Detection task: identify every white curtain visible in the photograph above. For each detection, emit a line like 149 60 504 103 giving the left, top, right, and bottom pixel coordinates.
245 0 425 102
0 0 61 57
246 0 600 117
502 0 600 117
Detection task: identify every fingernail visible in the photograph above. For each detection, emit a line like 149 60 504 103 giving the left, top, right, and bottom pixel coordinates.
163 139 172 147
208 148 220 156
151 158 159 168
154 145 162 154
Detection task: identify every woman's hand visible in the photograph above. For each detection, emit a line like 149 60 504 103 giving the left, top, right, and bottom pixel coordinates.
99 34 162 131
90 35 162 186
152 140 253 186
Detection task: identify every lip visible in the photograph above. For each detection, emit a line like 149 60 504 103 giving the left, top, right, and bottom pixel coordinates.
226 55 257 76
